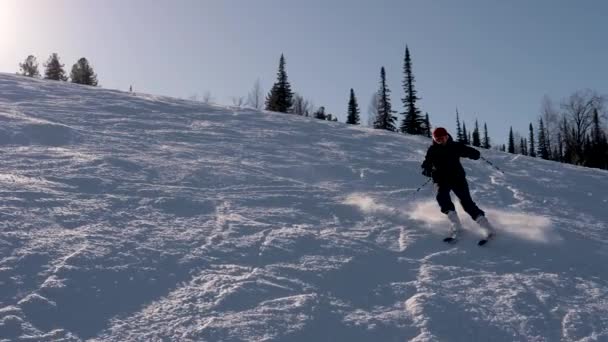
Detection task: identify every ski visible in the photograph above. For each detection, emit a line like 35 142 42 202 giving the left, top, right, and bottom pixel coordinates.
477 239 489 246
477 233 495 246
443 236 458 244
443 234 494 245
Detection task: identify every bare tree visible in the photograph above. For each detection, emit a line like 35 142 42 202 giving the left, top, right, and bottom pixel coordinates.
367 93 379 127
202 91 214 104
247 79 264 110
231 96 245 108
291 93 313 116
305 100 315 117
540 95 559 151
560 89 605 163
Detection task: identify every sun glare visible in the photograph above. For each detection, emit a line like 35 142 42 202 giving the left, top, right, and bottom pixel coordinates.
0 1 18 45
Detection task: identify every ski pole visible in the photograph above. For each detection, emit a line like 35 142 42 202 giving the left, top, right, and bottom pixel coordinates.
406 178 432 200
481 156 504 174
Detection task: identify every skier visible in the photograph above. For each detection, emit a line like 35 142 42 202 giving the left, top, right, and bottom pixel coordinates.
421 127 495 244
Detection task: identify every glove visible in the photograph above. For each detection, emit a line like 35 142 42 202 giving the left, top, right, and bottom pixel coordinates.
471 149 481 160
422 168 432 177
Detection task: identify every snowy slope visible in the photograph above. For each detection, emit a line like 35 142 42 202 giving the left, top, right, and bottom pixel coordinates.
0 73 607 342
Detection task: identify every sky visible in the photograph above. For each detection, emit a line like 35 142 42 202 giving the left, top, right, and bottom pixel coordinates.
2 0 608 144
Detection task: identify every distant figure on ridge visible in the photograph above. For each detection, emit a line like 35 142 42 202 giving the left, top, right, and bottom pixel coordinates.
421 127 496 245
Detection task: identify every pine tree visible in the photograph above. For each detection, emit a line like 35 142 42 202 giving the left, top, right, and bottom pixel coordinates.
482 123 491 149
545 126 553 160
462 122 469 145
528 123 536 157
346 88 361 125
553 147 560 161
590 109 608 169
508 127 515 153
325 113 338 122
472 120 481 147
314 106 327 120
561 118 576 164
400 46 424 134
557 132 564 162
520 138 527 155
373 67 397 131
455 109 463 141
265 54 294 113
424 113 431 138
18 55 40 78
583 136 594 167
591 109 604 147
70 57 98 86
501 144 506 152
537 118 550 159
43 53 68 81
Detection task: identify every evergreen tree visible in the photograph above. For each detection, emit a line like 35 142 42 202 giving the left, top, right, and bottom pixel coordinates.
508 127 515 153
325 113 338 122
400 46 424 134
43 53 68 81
583 136 594 167
482 123 491 149
472 120 481 147
591 109 602 143
545 127 553 160
538 118 550 159
314 106 327 120
346 88 361 125
561 118 577 164
557 132 564 162
590 109 608 169
373 67 397 131
553 147 560 161
462 122 469 145
501 144 506 152
265 54 294 113
529 123 536 157
424 113 432 138
455 109 463 141
18 55 40 77
70 57 98 86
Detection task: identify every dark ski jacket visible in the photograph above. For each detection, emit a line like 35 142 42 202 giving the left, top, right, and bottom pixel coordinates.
421 135 480 185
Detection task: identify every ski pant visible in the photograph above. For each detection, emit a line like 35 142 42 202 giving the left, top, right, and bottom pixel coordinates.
435 178 484 220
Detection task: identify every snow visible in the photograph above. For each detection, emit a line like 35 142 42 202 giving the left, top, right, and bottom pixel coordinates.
0 73 607 341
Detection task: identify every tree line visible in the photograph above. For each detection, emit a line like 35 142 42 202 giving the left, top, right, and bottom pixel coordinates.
499 91 608 169
262 46 430 136
17 48 607 170
18 53 98 86
260 48 607 171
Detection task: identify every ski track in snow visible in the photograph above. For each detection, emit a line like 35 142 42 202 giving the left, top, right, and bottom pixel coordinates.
0 73 607 341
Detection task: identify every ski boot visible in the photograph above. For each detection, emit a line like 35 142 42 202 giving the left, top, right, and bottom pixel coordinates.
475 215 495 246
443 210 463 243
